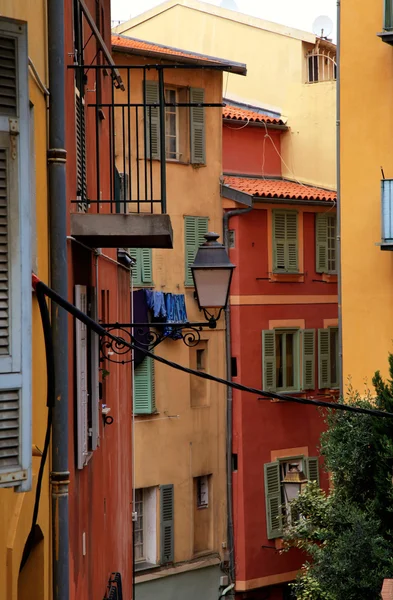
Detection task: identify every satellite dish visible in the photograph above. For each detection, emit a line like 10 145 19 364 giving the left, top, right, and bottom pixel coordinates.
312 15 333 39
220 0 239 10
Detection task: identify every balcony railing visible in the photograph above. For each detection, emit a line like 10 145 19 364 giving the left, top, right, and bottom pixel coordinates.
103 572 123 600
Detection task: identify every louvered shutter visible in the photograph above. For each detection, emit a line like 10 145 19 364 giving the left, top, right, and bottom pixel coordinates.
160 484 174 563
318 329 330 389
306 457 320 485
145 80 160 160
75 285 89 469
133 355 155 414
316 213 328 273
190 88 205 164
0 23 31 491
141 248 153 284
286 212 298 272
75 89 87 210
129 248 140 286
264 462 282 539
273 211 286 271
262 330 276 391
302 329 315 390
90 288 100 450
184 216 208 285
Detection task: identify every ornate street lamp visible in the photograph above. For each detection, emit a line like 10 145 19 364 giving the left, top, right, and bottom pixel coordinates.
191 232 235 328
100 233 235 361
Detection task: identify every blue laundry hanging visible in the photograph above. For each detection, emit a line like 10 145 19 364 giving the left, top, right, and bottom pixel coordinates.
164 293 187 339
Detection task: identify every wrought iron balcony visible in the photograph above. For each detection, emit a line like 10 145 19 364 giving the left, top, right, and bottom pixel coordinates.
69 64 173 249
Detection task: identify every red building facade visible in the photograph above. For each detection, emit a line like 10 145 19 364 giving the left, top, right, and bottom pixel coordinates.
222 103 338 599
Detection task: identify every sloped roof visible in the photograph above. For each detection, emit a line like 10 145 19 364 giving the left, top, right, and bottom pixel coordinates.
223 176 337 202
223 104 285 126
112 35 247 75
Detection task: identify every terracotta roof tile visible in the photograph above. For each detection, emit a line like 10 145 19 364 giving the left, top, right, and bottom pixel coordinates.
223 176 337 202
111 35 247 74
223 105 284 125
382 579 393 600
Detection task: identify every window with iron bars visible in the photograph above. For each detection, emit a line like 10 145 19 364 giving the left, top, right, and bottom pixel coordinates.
306 49 337 83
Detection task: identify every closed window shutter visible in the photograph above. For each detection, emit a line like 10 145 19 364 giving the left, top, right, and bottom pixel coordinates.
0 24 31 490
75 285 89 469
184 216 208 285
129 248 140 286
306 457 320 485
316 213 328 273
75 89 87 210
160 483 174 563
262 330 276 391
302 329 315 390
144 80 160 160
318 329 330 389
141 248 153 284
264 462 282 539
190 88 205 164
286 212 298 271
90 288 100 450
273 211 298 272
134 355 155 414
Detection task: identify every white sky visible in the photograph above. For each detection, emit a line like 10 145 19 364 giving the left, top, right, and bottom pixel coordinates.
111 0 337 40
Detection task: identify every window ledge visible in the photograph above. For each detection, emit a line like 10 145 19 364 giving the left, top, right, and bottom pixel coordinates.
377 30 393 45
133 283 154 288
317 273 337 283
135 411 160 418
270 272 304 283
135 554 220 584
135 561 158 573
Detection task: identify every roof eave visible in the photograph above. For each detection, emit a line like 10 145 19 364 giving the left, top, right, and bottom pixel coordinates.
221 184 253 207
112 45 247 75
223 117 288 130
253 196 336 206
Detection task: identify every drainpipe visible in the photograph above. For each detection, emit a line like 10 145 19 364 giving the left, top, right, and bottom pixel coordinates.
336 0 343 394
223 205 252 592
47 1 69 599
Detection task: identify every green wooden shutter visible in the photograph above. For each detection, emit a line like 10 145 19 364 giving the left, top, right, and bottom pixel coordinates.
302 329 315 390
141 248 153 284
286 212 298 272
160 484 174 563
144 80 160 160
318 329 330 389
190 88 205 164
262 330 276 391
306 457 320 485
133 356 155 414
264 462 282 539
273 211 286 271
129 248 141 286
316 213 328 273
184 216 208 285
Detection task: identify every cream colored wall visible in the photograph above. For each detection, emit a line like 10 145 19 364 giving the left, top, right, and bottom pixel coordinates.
117 2 336 189
340 1 393 390
0 4 50 600
114 54 228 565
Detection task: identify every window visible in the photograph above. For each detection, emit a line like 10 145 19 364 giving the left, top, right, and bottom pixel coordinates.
165 88 178 160
133 355 155 414
318 327 339 389
264 456 319 539
262 329 315 392
316 214 337 274
385 0 393 30
0 20 32 491
196 475 209 508
75 286 100 469
272 210 298 273
306 49 337 83
184 216 209 285
144 82 205 164
134 486 158 569
308 54 319 82
134 489 144 562
190 341 209 407
129 247 153 286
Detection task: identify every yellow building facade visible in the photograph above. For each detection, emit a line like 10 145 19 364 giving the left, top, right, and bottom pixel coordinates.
114 0 336 190
0 2 50 599
340 1 393 389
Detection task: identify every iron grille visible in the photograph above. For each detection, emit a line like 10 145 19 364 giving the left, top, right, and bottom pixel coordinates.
103 572 123 600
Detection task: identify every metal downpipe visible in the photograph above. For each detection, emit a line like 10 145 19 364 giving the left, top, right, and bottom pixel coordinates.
47 1 69 598
336 0 343 394
223 205 252 592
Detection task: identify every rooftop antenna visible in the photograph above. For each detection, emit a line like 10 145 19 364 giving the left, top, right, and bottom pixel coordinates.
312 15 333 40
220 0 239 10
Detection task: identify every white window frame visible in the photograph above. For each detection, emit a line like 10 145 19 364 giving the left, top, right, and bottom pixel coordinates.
0 19 31 492
196 475 209 509
134 486 158 567
164 87 179 161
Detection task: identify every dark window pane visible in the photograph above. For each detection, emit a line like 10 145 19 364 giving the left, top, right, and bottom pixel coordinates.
276 333 283 388
286 333 294 388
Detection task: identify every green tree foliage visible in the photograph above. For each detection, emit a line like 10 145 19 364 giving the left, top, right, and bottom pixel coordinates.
283 355 393 599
